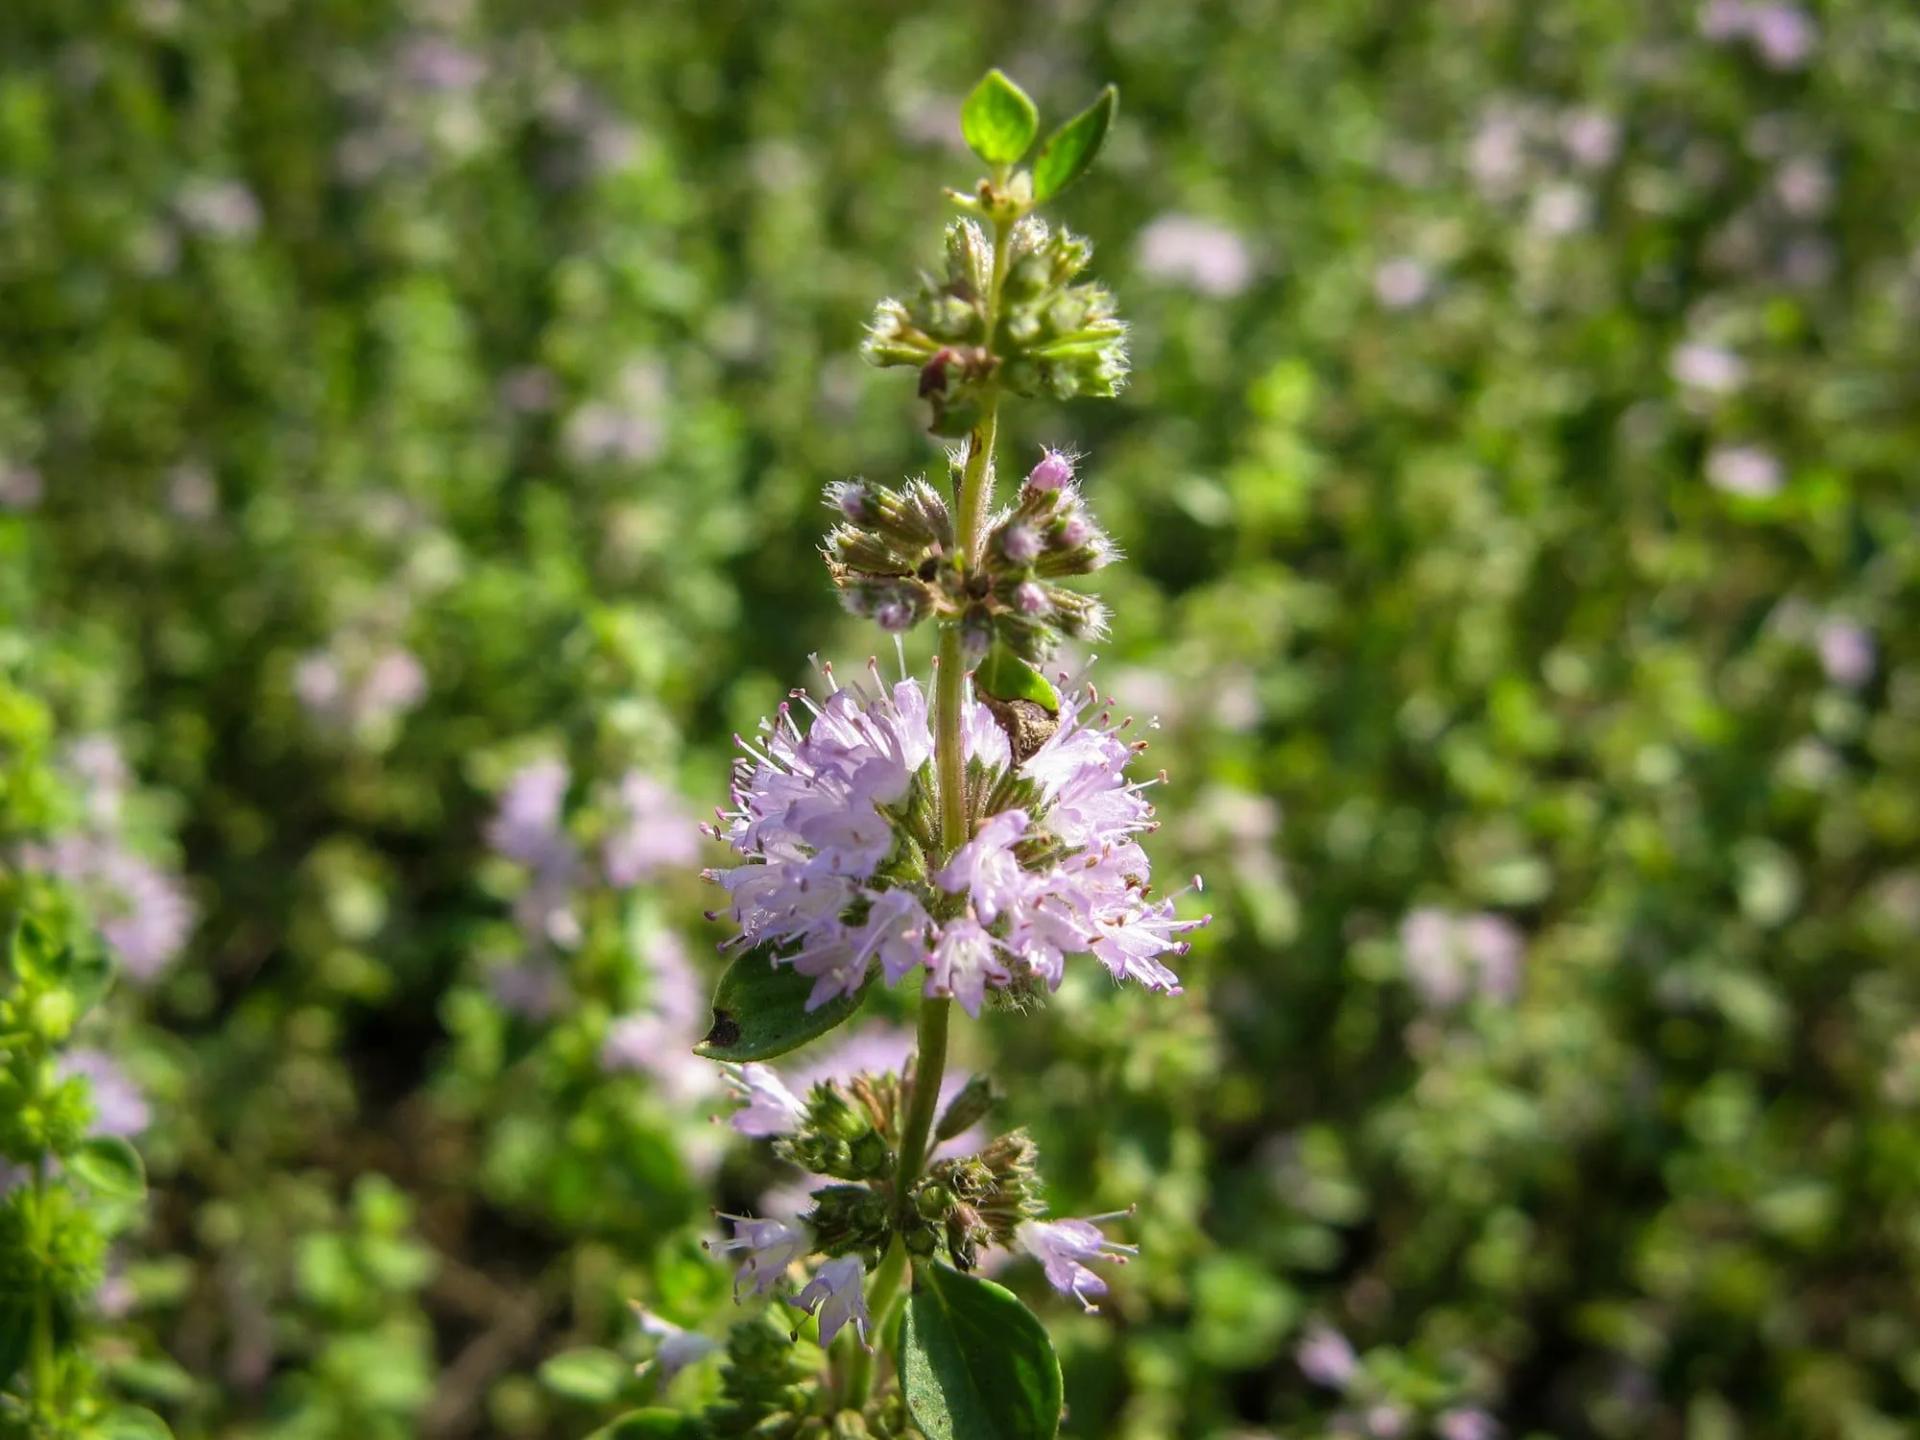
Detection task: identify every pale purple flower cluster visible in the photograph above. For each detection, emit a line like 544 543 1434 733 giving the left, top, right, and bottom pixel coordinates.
293 640 428 742
708 661 1208 1018
1700 0 1818 70
603 771 702 885
486 759 704 1023
600 933 717 1104
1399 908 1525 1009
1133 214 1256 298
1705 443 1784 499
17 738 195 983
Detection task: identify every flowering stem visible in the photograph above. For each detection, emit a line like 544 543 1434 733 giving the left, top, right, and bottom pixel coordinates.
852 203 1015 1414
934 210 1013 859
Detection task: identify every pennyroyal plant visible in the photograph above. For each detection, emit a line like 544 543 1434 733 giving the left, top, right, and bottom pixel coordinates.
0 920 167 1440
598 69 1208 1440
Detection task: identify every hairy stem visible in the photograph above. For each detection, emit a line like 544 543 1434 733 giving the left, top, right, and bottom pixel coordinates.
858 203 1017 1413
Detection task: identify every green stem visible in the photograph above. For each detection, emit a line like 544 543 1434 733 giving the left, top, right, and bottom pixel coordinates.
853 193 1019 1419
29 1166 56 1421
892 995 952 1209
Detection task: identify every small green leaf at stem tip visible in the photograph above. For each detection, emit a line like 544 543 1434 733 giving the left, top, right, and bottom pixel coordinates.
975 644 1059 715
961 69 1040 167
693 942 873 1061
68 1135 147 1202
899 1262 1064 1440
1031 85 1118 202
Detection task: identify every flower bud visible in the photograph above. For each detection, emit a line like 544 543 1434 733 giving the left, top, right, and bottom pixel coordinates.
1027 449 1074 491
946 1204 984 1272
1013 582 1049 617
903 1217 941 1257
915 1183 956 1220
848 1129 894 1180
935 1074 997 1140
806 1081 871 1141
997 522 1040 565
805 1184 890 1257
959 609 994 660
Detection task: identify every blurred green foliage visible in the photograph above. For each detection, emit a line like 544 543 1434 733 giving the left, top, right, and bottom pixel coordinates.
3 0 1919 1436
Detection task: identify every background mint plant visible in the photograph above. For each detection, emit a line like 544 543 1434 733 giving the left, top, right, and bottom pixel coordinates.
4 2 1919 1436
1 920 166 1440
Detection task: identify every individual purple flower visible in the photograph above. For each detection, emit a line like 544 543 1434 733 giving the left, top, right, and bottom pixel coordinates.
631 1304 719 1384
1015 1212 1138 1312
1026 448 1075 491
1296 1321 1359 1389
721 1063 809 1138
793 1255 871 1348
57 1049 150 1138
1706 443 1783 499
936 810 1033 924
709 1215 811 1299
1437 1408 1501 1440
1000 522 1041 564
603 771 701 885
1013 581 1049 616
927 916 1013 1019
1817 619 1875 688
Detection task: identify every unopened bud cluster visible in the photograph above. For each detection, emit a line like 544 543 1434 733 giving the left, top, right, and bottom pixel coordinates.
864 218 1128 437
825 448 1115 661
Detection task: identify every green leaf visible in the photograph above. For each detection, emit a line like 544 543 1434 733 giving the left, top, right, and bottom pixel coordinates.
961 70 1039 167
975 645 1059 714
0 1301 31 1384
107 1353 200 1404
68 1136 146 1202
65 943 114 1019
692 945 872 1062
899 1263 1063 1440
539 1346 631 1405
587 1411 703 1440
1031 86 1117 201
97 1406 174 1440
9 917 56 977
